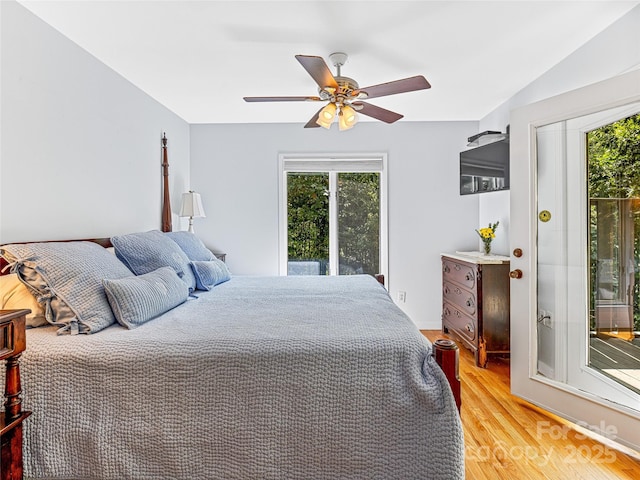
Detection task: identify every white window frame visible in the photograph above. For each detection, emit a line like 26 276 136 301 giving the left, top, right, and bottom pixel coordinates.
278 153 388 284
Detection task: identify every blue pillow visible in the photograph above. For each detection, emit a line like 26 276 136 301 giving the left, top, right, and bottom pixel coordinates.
103 267 189 329
190 259 231 291
0 241 133 334
165 231 215 261
111 230 196 292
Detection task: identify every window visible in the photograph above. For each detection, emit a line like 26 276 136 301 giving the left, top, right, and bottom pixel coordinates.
278 154 388 281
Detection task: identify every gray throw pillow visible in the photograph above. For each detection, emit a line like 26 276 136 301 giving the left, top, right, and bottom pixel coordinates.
111 230 196 292
190 259 231 291
103 266 189 329
165 231 215 261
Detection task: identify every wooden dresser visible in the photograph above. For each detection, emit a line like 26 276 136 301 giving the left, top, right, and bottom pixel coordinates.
1 309 31 480
441 253 510 367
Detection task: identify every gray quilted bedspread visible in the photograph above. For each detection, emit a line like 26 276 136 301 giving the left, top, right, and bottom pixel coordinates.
15 275 464 479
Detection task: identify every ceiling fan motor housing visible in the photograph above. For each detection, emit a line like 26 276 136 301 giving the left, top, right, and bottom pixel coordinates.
319 76 362 104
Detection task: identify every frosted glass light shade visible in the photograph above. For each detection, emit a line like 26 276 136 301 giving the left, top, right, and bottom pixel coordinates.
338 105 358 131
316 103 337 129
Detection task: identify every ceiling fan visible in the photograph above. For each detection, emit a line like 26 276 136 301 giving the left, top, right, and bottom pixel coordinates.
243 53 431 130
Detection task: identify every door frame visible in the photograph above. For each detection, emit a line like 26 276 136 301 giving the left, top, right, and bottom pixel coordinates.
277 152 389 284
510 69 640 452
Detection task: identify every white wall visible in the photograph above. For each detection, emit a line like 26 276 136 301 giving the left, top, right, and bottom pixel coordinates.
190 121 478 329
477 4 640 257
0 1 190 243
482 5 640 131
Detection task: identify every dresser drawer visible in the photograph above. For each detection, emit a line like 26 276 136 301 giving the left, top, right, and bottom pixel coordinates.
442 301 477 344
443 281 477 317
442 259 476 290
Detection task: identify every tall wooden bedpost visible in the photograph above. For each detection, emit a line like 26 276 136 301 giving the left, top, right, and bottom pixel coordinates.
161 133 172 232
433 338 461 412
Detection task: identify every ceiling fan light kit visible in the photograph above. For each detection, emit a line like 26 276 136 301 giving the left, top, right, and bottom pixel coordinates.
243 52 431 130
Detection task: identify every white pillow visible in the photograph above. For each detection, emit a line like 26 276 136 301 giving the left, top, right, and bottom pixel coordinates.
0 273 48 328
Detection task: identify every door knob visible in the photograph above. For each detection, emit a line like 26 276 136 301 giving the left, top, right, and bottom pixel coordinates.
509 269 523 279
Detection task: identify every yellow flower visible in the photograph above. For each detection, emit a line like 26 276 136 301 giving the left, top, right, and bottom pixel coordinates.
475 221 499 241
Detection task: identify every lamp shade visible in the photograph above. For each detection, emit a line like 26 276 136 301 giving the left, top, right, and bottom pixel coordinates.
180 191 206 218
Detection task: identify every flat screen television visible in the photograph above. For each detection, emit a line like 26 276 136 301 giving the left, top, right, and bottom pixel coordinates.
460 139 509 195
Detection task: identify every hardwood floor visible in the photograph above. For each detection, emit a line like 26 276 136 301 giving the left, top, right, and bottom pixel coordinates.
422 330 640 480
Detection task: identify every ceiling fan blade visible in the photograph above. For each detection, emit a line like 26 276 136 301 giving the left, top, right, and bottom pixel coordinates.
304 107 324 128
356 75 431 99
244 96 321 102
295 55 339 90
353 102 403 124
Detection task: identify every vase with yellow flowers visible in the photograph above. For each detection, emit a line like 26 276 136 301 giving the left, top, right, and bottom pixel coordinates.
476 221 499 255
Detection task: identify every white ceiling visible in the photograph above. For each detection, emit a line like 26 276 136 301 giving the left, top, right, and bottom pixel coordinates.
18 0 640 124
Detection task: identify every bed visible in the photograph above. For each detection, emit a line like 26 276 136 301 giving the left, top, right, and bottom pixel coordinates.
0 235 464 479
0 137 463 479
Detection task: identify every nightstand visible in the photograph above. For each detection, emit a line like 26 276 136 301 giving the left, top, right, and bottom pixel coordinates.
1 309 32 480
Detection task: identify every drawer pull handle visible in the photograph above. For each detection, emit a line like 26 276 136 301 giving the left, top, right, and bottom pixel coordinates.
465 323 474 333
443 265 450 273
466 299 474 308
454 264 461 271
444 286 450 294
454 288 462 295
465 272 474 281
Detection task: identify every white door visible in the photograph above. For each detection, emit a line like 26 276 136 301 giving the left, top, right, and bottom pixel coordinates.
510 70 640 452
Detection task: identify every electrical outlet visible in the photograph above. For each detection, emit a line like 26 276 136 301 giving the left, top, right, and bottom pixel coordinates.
398 291 406 303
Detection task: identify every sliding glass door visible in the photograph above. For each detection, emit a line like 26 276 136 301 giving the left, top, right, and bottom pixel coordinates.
279 154 387 281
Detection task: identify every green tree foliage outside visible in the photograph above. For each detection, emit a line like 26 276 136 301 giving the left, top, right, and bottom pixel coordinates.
338 173 380 275
588 112 640 331
288 173 330 273
287 172 380 276
589 114 640 198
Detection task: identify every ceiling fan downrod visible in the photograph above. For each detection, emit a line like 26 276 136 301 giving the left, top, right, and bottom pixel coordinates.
329 52 348 77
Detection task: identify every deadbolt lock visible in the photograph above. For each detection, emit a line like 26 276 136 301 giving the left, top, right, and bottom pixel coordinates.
539 210 551 222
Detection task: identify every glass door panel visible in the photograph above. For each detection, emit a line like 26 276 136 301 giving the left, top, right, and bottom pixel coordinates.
337 172 380 276
287 172 329 275
588 113 640 395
